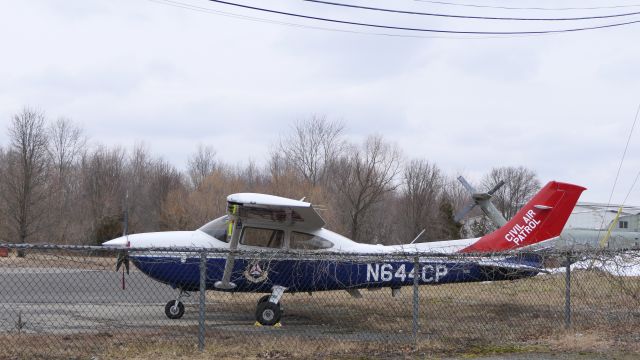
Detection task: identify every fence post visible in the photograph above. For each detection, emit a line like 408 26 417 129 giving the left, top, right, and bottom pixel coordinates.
412 256 420 346
564 253 571 329
198 251 207 351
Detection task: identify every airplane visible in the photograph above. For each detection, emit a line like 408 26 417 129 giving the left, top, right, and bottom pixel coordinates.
103 181 585 326
454 176 640 250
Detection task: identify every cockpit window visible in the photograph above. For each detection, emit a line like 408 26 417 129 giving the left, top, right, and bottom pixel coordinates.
198 216 229 242
290 232 333 250
241 227 283 249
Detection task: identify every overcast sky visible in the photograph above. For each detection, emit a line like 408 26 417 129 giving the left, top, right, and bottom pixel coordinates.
1 0 639 204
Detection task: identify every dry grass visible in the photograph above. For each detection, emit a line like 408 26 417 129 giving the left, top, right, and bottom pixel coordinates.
0 332 420 360
204 270 640 341
0 251 115 270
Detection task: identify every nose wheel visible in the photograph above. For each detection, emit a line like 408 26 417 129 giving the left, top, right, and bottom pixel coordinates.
165 289 188 319
165 300 185 319
255 286 286 326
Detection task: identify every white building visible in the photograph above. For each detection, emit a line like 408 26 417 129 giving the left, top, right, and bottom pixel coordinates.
566 202 640 231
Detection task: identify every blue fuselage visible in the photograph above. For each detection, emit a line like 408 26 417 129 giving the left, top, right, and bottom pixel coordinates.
131 254 540 293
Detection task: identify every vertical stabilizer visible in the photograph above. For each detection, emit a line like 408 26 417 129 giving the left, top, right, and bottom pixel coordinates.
460 181 585 253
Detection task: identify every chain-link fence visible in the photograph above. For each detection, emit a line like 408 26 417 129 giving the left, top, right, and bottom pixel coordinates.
1 244 639 358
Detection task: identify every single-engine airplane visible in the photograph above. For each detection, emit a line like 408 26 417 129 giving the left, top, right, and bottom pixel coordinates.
103 181 584 325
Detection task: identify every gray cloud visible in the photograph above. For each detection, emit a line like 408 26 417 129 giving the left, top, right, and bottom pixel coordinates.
1 0 639 204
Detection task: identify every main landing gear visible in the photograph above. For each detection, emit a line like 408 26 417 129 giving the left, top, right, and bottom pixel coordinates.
255 285 286 326
165 289 188 319
163 286 288 325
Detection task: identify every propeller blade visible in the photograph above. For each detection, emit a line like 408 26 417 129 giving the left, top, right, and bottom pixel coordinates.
115 251 130 275
457 176 477 194
116 252 123 272
454 203 476 223
487 180 505 196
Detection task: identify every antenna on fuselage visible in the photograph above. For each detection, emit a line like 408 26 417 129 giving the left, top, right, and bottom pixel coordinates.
410 229 426 244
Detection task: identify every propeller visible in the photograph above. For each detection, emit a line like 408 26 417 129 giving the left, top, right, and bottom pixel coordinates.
115 192 130 289
454 176 506 225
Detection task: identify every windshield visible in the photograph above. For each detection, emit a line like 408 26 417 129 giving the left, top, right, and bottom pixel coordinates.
290 231 334 250
198 216 229 242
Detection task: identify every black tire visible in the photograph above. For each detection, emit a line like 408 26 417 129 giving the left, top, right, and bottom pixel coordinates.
256 301 282 326
257 295 271 305
165 300 185 319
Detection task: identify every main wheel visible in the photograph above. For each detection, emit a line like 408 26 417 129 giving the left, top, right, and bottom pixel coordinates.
257 295 271 305
256 301 282 326
165 300 185 319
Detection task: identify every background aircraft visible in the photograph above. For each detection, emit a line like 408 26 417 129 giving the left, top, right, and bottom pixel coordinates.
103 181 584 325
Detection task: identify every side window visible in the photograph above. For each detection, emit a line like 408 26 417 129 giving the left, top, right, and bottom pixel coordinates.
241 227 284 249
290 232 334 250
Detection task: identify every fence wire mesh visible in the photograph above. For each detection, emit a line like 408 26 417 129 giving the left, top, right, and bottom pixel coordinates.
0 244 639 358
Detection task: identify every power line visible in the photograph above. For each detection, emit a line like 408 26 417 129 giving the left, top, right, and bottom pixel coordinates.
304 0 640 21
600 102 640 230
414 0 640 11
204 0 640 35
622 168 640 206
147 0 541 39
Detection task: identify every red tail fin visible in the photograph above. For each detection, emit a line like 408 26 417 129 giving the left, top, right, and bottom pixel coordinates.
460 181 585 253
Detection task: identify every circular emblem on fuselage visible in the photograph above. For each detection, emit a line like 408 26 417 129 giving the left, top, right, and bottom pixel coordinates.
244 260 270 283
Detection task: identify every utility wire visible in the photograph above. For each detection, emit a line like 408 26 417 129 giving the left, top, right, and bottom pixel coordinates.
622 168 640 206
619 103 640 206
599 103 640 231
148 0 545 39
305 0 640 21
205 0 640 35
414 0 640 11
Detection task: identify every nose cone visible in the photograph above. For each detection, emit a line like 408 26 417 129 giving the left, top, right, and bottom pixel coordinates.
102 236 129 247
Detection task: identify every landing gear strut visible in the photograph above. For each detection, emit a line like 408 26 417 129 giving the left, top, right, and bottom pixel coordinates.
255 285 286 326
165 289 188 319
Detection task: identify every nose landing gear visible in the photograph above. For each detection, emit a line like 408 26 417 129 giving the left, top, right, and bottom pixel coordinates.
165 289 188 319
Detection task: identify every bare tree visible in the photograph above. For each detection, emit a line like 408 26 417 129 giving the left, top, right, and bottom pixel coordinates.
481 166 541 220
187 144 217 189
0 147 8 242
126 143 153 232
47 118 86 242
239 159 268 192
330 135 402 242
48 118 86 177
147 158 184 230
435 195 463 240
276 116 345 186
186 166 247 227
266 151 310 200
0 108 50 245
398 159 443 242
80 146 126 244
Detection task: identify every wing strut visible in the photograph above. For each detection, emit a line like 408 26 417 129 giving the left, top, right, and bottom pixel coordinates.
214 204 241 290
